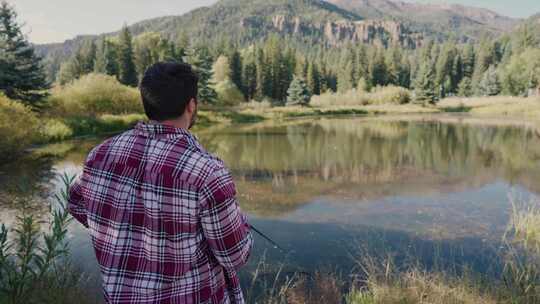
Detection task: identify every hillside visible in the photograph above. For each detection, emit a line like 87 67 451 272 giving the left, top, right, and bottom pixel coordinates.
326 0 520 41
35 0 421 77
35 0 532 80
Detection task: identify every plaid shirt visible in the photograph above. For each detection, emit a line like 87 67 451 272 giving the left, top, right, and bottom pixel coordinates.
68 121 253 304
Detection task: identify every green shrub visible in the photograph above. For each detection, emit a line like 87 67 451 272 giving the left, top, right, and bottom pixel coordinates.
215 80 244 106
0 95 39 161
311 86 411 107
369 86 411 105
65 113 146 136
40 119 74 142
49 73 143 117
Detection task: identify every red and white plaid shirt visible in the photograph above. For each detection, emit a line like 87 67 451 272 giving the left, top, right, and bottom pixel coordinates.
68 121 253 304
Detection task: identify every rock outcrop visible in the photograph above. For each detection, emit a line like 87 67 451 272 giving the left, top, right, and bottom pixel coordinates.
242 15 422 48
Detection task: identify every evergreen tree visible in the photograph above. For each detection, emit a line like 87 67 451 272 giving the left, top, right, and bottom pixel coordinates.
477 65 501 96
472 40 498 88
242 58 257 101
337 63 354 93
461 44 475 79
229 49 243 94
307 61 321 95
286 76 311 106
355 44 368 83
385 46 402 86
255 47 270 100
158 38 176 61
414 62 437 104
117 26 138 86
57 54 84 85
370 48 388 87
189 46 217 104
0 1 48 105
337 47 356 92
457 77 473 97
81 40 97 74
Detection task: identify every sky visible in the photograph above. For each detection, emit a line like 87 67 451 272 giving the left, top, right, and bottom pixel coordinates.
9 0 540 44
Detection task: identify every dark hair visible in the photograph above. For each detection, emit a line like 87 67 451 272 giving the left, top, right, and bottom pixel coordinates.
140 62 198 121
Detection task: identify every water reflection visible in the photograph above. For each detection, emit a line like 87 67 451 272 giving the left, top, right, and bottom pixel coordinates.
1 116 539 292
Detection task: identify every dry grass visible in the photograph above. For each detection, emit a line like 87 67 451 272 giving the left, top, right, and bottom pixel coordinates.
311 86 412 107
508 201 540 253
438 96 540 119
348 271 496 304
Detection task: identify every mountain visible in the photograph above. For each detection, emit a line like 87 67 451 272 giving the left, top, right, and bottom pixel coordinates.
35 0 527 80
326 0 520 41
35 0 422 77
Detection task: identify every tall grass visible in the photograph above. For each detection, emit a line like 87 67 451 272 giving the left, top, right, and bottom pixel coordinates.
255 198 540 304
0 175 92 304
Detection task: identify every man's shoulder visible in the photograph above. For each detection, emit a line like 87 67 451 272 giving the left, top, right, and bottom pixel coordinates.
179 143 228 187
85 129 137 164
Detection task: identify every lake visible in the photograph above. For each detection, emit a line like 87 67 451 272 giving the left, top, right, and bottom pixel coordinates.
1 115 540 298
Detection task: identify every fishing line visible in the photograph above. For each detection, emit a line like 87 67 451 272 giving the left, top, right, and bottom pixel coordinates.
249 224 291 255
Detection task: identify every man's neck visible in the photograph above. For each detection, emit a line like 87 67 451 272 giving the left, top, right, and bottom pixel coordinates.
158 117 190 130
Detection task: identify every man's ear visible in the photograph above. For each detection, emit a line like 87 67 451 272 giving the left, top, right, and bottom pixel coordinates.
186 98 197 114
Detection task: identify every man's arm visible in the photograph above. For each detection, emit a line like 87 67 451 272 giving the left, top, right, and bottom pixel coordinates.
200 164 253 272
68 176 89 228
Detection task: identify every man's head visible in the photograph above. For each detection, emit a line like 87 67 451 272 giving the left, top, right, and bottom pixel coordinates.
140 62 199 128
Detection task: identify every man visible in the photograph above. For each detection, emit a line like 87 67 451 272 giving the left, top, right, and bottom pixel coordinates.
68 62 253 304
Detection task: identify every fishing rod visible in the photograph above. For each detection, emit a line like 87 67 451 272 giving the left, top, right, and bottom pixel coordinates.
249 224 289 254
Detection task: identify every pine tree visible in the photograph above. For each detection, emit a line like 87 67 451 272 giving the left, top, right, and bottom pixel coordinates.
307 61 321 95
242 58 257 101
414 62 437 104
81 40 97 74
435 43 461 98
117 26 138 86
229 49 243 95
57 54 84 85
355 44 368 83
287 76 311 106
370 48 388 87
189 46 217 104
477 65 501 96
461 44 475 79
457 77 473 97
0 1 49 105
255 47 269 100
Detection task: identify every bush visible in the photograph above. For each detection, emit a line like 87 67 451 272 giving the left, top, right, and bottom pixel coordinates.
369 86 411 105
0 94 39 160
215 80 244 106
311 86 411 107
48 73 143 117
40 119 74 142
65 113 146 136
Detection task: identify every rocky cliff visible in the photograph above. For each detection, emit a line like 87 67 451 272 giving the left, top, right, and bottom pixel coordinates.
260 15 421 48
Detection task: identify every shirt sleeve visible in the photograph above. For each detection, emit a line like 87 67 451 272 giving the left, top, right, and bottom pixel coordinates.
199 163 253 272
68 149 97 229
68 175 89 228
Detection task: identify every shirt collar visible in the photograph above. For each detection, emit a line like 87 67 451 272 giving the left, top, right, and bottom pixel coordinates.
135 121 196 141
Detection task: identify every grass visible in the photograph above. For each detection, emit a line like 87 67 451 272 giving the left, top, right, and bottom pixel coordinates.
1 175 539 303
438 96 540 119
254 198 540 304
0 175 94 304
